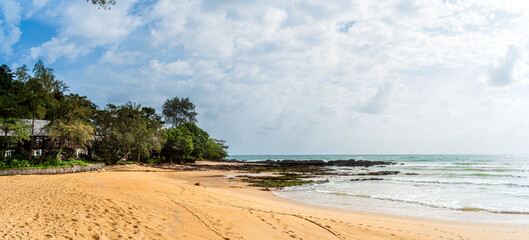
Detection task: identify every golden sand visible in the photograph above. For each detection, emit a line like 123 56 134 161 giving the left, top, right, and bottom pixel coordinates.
0 164 528 239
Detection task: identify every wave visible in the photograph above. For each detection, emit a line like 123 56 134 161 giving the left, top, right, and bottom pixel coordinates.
326 192 529 215
442 173 526 178
390 178 529 188
405 167 514 172
457 208 529 215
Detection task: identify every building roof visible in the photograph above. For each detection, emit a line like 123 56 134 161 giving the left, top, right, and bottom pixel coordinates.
0 119 50 136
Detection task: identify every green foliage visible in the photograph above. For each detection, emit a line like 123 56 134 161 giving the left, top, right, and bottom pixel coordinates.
80 153 93 162
94 102 165 163
162 97 198 127
147 158 161 165
0 64 14 96
45 93 97 159
0 65 29 119
48 120 94 159
163 126 194 163
48 94 97 122
16 60 68 120
4 159 32 169
161 123 228 164
181 123 209 159
0 157 88 169
40 158 88 167
1 62 228 165
87 0 116 9
204 139 228 160
1 61 97 161
0 118 32 161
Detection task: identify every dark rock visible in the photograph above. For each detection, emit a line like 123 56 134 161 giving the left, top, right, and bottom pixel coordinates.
356 171 400 176
350 178 384 181
405 173 419 175
222 159 395 167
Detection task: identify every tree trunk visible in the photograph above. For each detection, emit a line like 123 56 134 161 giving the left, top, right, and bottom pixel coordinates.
180 154 187 165
118 151 130 163
28 117 35 162
38 140 52 164
168 153 173 164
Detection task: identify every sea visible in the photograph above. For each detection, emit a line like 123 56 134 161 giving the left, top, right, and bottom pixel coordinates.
228 154 529 223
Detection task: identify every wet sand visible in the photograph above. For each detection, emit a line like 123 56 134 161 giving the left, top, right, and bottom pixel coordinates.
0 164 528 239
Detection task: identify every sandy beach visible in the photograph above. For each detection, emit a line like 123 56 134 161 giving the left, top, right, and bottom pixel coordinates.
0 163 528 240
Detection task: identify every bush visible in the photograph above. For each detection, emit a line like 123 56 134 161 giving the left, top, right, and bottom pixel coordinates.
68 159 88 166
147 158 161 165
11 159 31 168
80 153 93 162
1 159 32 169
41 157 88 167
0 157 89 169
41 157 62 167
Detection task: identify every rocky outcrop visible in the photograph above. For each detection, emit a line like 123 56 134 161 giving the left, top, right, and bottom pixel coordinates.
224 159 395 167
356 171 400 176
350 178 384 181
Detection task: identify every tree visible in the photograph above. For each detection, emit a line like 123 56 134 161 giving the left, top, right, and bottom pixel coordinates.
14 61 67 162
0 65 31 162
163 126 194 164
161 123 228 163
162 97 198 127
43 94 97 161
87 0 116 9
0 65 13 96
47 121 94 160
94 103 165 163
180 123 209 160
204 139 228 160
0 118 31 161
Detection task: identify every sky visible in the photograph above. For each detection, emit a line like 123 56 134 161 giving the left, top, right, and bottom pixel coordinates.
2 0 529 155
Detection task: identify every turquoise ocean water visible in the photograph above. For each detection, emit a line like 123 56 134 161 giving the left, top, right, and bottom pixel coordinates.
229 154 529 222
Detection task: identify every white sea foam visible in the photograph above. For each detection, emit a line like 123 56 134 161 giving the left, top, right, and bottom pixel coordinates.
232 154 529 222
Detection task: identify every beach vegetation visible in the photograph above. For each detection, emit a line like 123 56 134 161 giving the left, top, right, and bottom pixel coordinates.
162 125 194 164
93 102 165 164
162 97 198 127
0 118 31 161
161 123 228 163
0 60 228 168
0 157 88 170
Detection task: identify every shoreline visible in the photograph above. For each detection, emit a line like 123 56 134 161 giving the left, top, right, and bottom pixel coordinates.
272 189 529 224
0 163 528 239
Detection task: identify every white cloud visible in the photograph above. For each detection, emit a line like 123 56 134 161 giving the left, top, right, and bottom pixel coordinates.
481 95 520 107
149 0 197 47
30 0 141 62
12 0 529 154
147 59 193 76
0 0 21 55
30 37 87 62
488 45 521 86
359 83 395 114
99 50 141 65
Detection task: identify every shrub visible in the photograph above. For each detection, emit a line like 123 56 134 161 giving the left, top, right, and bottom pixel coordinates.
8 159 31 168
